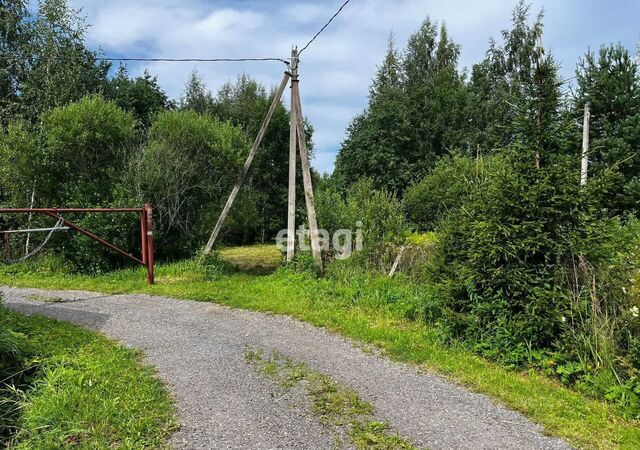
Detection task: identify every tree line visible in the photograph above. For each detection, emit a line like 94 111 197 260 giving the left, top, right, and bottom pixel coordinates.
317 1 640 417
1 0 312 269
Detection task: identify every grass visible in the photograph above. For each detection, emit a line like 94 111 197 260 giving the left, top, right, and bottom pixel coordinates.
1 306 176 449
245 349 415 449
218 244 282 274
1 249 639 449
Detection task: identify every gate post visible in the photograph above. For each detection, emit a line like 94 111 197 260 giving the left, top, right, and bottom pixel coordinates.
144 204 154 285
140 209 148 266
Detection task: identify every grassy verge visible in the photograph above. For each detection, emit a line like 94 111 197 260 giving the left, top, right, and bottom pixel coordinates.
1 305 176 448
246 349 415 449
1 256 639 449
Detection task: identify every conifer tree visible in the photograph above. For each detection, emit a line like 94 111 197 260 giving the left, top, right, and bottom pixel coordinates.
574 44 640 214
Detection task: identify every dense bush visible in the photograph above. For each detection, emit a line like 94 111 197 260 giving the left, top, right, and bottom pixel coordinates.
426 148 640 415
404 154 504 230
316 179 407 269
128 110 248 259
39 95 137 206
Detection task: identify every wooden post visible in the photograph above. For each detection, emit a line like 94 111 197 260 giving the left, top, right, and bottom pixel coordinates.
580 102 590 186
204 71 291 255
292 77 323 272
145 203 154 285
287 49 299 261
388 245 406 278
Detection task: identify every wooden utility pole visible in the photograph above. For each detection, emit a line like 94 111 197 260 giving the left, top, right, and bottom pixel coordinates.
292 75 323 272
287 49 299 261
204 71 291 255
203 50 323 272
580 102 591 186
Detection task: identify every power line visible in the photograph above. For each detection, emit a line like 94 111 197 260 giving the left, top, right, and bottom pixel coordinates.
0 55 290 65
299 0 352 55
97 57 290 65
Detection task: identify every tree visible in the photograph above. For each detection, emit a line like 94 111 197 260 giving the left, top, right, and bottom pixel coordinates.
574 44 640 215
1 0 112 124
130 110 248 257
106 65 172 130
181 70 214 114
0 0 30 126
334 23 468 195
466 1 562 162
210 74 302 242
39 95 137 206
404 21 468 162
334 35 412 193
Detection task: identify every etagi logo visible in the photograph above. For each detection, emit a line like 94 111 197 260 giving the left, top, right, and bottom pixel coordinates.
275 221 363 259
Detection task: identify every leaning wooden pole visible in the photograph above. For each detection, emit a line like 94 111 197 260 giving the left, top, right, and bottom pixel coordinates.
287 49 299 261
204 71 291 255
292 76 323 272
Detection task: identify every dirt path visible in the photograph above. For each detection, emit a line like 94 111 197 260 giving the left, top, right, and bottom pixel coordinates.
3 286 570 450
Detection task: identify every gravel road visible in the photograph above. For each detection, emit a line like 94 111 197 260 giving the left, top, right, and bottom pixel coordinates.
2 286 571 450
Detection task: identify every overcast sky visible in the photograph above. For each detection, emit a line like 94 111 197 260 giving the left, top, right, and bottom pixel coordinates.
68 0 639 174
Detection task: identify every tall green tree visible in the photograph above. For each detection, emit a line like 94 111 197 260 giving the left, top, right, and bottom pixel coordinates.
574 44 640 215
0 0 30 125
181 70 214 114
466 1 562 162
335 22 468 194
335 35 411 193
18 0 110 122
106 65 172 130
404 21 468 162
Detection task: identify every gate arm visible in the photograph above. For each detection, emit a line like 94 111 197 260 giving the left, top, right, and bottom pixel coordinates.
42 211 144 266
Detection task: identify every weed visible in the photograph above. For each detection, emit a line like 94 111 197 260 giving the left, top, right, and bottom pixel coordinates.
245 349 415 449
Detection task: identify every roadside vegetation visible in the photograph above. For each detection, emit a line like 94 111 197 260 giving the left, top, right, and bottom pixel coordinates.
0 293 176 448
1 254 639 449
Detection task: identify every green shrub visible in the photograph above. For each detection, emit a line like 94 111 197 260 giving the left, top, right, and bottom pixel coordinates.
428 147 640 416
404 154 477 230
316 179 408 270
40 95 137 206
128 110 248 259
433 149 606 354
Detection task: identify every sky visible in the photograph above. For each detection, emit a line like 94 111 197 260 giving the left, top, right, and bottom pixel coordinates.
67 0 639 174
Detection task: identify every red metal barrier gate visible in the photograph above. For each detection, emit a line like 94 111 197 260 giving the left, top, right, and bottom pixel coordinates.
0 204 154 284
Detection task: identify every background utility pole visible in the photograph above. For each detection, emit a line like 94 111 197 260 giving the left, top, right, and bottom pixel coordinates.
287 48 299 261
580 102 591 186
